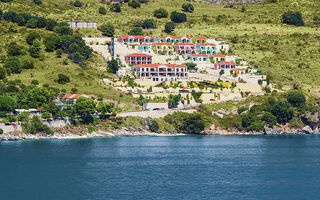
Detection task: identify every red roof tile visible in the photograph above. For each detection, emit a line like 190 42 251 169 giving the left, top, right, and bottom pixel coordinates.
199 43 216 46
175 43 195 46
132 64 187 68
119 35 154 40
194 36 207 40
190 54 208 57
212 54 225 57
125 53 152 57
62 93 74 99
155 43 172 45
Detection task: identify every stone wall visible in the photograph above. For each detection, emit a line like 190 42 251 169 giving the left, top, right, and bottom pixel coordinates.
207 0 263 4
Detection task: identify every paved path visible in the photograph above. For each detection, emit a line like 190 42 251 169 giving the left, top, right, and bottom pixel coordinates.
117 109 197 119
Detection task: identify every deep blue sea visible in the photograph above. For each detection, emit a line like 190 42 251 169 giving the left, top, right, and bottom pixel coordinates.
1 135 320 200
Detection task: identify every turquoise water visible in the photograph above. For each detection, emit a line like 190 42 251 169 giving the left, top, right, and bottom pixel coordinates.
1 135 320 200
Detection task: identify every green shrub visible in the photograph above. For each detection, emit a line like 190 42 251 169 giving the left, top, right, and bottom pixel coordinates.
111 3 121 13
99 6 107 15
181 114 205 134
142 19 156 29
168 94 181 108
242 114 254 128
282 11 304 26
129 27 143 35
4 57 22 74
27 116 53 135
164 22 175 33
57 73 70 84
0 128 3 134
26 32 41 45
128 0 141 8
171 11 187 23
261 112 277 127
237 106 247 114
182 3 194 13
287 91 306 107
7 42 23 56
31 79 39 85
271 101 294 124
73 0 82 7
33 0 42 5
100 23 115 37
154 8 168 18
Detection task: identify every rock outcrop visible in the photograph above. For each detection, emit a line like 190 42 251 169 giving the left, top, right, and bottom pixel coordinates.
301 112 319 132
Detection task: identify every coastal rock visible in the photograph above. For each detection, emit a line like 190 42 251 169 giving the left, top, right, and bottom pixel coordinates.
302 126 314 134
264 126 282 135
301 112 319 130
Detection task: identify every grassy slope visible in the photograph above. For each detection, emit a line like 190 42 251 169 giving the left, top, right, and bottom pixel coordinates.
1 0 320 96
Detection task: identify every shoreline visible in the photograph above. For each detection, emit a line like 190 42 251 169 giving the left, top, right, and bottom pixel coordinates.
0 128 319 141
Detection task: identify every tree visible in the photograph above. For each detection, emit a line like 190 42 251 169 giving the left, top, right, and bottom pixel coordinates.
34 0 42 5
57 73 70 84
242 114 254 128
191 90 202 103
111 3 121 13
182 3 194 13
100 23 115 37
0 95 17 114
26 32 41 45
181 114 204 134
99 6 107 15
97 102 113 118
0 67 6 79
7 42 23 56
170 11 187 23
17 112 30 122
41 112 52 120
26 18 38 28
31 80 39 85
73 0 82 7
27 116 53 135
184 62 197 71
4 57 22 74
44 34 59 52
287 91 306 107
282 11 304 26
271 101 294 124
0 8 2 19
129 27 143 35
219 69 225 76
142 19 156 29
46 19 57 31
128 0 141 8
168 94 181 108
54 23 72 36
56 49 63 58
262 112 277 127
17 86 56 108
29 39 42 58
73 97 96 118
154 8 168 18
107 59 119 74
164 22 175 33
36 17 47 28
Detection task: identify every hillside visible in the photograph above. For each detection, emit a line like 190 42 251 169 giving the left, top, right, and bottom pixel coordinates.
0 0 320 96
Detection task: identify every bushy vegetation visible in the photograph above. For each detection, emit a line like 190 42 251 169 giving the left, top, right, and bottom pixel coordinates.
154 8 168 18
170 11 187 23
182 3 194 13
282 11 304 26
200 91 314 132
164 22 175 33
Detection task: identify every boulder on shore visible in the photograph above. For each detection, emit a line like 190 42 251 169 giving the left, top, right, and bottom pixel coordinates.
301 112 319 131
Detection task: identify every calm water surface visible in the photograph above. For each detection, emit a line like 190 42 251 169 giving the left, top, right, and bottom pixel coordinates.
1 135 320 200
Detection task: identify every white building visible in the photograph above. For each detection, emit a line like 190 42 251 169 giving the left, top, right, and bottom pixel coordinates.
132 64 189 82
